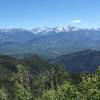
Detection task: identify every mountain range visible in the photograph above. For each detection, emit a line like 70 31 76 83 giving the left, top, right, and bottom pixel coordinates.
0 26 100 59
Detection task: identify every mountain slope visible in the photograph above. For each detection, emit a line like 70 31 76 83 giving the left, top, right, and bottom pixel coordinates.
0 54 51 77
50 49 100 72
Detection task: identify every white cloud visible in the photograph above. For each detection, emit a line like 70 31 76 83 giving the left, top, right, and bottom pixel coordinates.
69 20 81 23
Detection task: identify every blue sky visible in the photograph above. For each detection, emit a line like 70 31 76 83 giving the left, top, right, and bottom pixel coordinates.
0 0 100 29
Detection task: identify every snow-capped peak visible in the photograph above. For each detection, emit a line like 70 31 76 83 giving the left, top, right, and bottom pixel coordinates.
54 26 77 33
31 26 77 34
31 27 51 34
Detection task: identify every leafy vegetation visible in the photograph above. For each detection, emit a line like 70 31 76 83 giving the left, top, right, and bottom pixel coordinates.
0 55 100 100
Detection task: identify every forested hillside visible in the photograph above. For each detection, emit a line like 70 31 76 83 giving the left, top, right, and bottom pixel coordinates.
0 55 100 100
50 49 100 72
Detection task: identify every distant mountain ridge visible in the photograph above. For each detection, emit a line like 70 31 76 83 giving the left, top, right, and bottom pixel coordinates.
0 26 100 59
31 26 77 33
50 49 100 72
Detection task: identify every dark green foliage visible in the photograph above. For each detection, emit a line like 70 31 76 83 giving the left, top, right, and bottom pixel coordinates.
0 55 100 100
